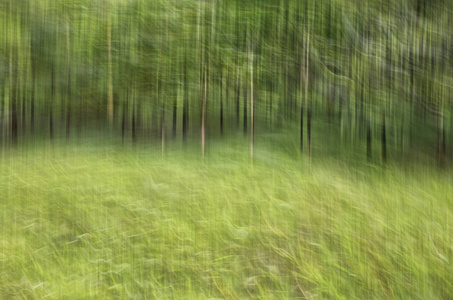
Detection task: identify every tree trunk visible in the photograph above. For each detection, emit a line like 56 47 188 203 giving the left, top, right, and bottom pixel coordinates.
183 54 189 141
132 102 136 145
201 69 207 158
21 95 26 136
300 104 304 151
437 114 446 168
11 95 18 143
367 122 372 161
106 0 113 126
121 101 126 144
172 96 177 138
381 113 387 163
243 84 247 136
160 102 164 152
307 106 311 158
50 67 55 140
268 83 272 127
236 67 240 129
66 100 71 141
250 51 254 160
304 31 310 156
31 82 35 134
220 69 224 135
1 81 5 141
49 110 53 140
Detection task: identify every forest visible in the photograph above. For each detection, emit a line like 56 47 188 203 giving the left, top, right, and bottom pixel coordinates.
0 0 452 298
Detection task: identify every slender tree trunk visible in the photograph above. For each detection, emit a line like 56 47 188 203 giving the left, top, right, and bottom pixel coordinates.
436 114 440 165
172 96 177 138
7 0 12 144
106 0 113 126
226 64 229 126
300 103 304 151
201 69 207 158
236 66 240 129
21 94 26 136
367 122 371 161
66 66 72 142
11 80 18 143
132 101 137 145
327 86 334 124
305 31 311 158
65 21 71 142
250 51 254 160
437 114 446 168
50 67 55 140
381 112 387 163
269 82 273 128
307 105 311 158
31 74 35 133
160 103 165 152
442 120 446 166
183 55 189 142
121 100 126 144
220 69 224 135
1 81 5 141
66 99 71 141
338 90 343 123
49 110 53 140
243 82 247 136
77 95 83 137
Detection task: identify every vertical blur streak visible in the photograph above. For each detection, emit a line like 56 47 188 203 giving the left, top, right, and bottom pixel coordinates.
105 0 113 126
0 0 450 165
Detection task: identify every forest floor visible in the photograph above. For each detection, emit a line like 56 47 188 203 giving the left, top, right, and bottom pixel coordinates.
0 138 452 299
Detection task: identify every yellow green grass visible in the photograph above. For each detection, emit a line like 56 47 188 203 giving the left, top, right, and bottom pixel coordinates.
0 142 452 299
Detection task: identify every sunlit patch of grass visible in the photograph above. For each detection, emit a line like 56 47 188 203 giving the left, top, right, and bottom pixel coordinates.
0 142 451 298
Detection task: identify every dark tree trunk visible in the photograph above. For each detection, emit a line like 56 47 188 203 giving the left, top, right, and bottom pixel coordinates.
30 44 36 134
236 73 240 129
49 110 53 140
132 102 136 145
161 105 165 151
50 67 55 140
121 101 126 144
183 55 189 141
11 100 18 143
327 86 334 124
77 98 83 137
172 97 177 138
300 101 304 151
243 84 247 135
220 70 224 135
381 113 387 163
269 83 273 127
10 59 18 143
201 69 207 157
66 101 71 141
442 119 447 166
307 106 311 158
409 47 414 104
66 71 71 142
437 114 446 168
367 123 372 161
31 86 35 134
442 121 446 166
151 104 158 139
21 95 26 135
0 81 4 140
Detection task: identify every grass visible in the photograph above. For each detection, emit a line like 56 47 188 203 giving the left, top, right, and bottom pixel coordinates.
0 137 452 299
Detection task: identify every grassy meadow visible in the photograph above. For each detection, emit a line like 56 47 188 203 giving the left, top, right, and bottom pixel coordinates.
0 136 451 299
